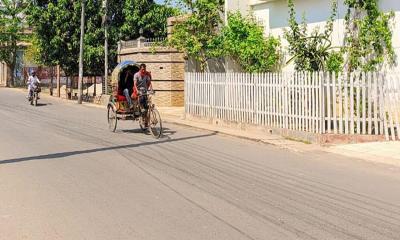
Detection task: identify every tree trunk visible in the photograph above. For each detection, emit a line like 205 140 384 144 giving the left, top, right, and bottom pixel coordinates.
5 65 12 87
9 53 16 87
50 66 54 96
9 66 15 87
94 76 96 96
66 76 69 99
56 65 61 97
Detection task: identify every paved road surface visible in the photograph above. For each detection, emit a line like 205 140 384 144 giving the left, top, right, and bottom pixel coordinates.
1 88 400 240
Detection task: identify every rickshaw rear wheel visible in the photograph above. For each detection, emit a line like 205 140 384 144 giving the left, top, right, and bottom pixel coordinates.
148 108 162 139
107 103 118 132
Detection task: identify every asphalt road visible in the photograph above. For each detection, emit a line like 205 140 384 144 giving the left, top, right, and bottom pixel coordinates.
1 88 400 240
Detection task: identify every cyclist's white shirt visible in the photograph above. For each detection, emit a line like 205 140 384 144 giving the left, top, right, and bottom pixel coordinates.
28 76 40 87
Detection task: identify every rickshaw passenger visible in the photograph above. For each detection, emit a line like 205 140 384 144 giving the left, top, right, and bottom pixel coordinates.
120 70 135 108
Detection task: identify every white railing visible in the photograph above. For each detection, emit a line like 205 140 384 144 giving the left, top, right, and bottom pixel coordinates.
185 72 400 140
120 37 166 49
120 40 138 49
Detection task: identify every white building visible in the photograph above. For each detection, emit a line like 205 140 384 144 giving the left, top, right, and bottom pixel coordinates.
226 0 400 71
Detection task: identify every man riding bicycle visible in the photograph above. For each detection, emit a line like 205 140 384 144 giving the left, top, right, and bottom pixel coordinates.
133 64 153 112
133 64 153 127
27 71 41 99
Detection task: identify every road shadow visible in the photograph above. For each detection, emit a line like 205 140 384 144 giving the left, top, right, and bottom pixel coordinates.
0 132 216 165
162 128 176 136
160 128 177 140
122 128 148 134
34 103 50 107
121 127 176 139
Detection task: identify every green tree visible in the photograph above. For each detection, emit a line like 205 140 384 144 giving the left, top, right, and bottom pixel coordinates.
284 0 341 72
141 3 180 38
83 0 105 76
28 0 79 77
343 0 395 72
218 12 281 73
0 0 30 87
121 0 179 40
28 0 177 79
121 0 153 40
167 0 224 71
29 0 109 76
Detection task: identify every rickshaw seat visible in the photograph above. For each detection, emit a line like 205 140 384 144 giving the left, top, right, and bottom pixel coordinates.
116 95 127 102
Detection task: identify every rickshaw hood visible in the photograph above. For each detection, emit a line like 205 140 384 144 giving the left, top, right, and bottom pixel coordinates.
111 61 139 85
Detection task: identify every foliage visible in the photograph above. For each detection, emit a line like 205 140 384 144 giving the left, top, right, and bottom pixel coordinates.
284 0 338 72
24 34 40 64
120 0 152 40
218 12 281 73
167 0 224 71
121 0 179 40
83 0 106 76
28 0 178 77
326 51 344 73
343 0 395 72
28 0 80 76
0 0 30 86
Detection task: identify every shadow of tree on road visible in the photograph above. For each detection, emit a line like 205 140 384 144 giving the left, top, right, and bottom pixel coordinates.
0 132 216 165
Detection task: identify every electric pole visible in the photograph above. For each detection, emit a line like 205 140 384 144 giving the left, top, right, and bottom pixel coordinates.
103 0 109 95
77 0 85 104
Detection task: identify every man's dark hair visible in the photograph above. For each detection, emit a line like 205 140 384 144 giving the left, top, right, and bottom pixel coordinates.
140 63 146 69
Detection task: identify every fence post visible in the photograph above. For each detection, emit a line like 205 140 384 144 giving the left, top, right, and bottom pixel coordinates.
350 72 355 135
380 72 389 140
284 73 288 129
184 72 187 114
254 73 258 125
319 72 325 134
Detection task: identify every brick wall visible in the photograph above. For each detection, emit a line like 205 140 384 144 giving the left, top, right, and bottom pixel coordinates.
118 47 185 107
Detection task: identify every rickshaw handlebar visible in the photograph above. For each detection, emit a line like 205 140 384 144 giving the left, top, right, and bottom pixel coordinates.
138 89 155 96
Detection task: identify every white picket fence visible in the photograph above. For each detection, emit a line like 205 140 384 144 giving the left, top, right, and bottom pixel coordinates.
185 72 400 140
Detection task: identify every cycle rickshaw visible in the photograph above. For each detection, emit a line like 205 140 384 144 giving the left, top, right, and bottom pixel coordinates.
107 61 163 138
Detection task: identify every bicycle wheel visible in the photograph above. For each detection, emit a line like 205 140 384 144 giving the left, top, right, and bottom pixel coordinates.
148 108 162 139
34 93 38 106
107 104 118 132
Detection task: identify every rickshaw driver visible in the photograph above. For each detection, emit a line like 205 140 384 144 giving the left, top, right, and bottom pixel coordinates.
133 63 153 111
120 69 135 109
133 64 153 127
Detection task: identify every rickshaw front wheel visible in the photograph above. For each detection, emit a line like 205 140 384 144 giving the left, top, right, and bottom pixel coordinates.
148 108 163 139
107 103 118 132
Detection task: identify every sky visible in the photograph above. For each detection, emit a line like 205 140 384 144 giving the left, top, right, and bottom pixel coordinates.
155 0 179 6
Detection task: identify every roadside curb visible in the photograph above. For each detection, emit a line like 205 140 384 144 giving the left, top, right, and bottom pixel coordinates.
160 114 319 153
